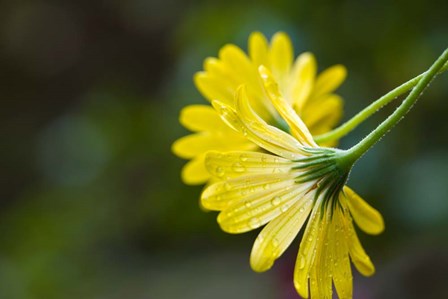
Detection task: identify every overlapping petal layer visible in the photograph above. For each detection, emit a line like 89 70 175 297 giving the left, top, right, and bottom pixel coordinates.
199 81 384 299
173 32 347 184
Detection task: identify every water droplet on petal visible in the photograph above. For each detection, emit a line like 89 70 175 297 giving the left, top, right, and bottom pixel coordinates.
261 156 267 166
272 238 279 248
232 162 246 173
244 200 252 208
299 207 304 213
280 203 290 212
215 167 225 177
271 196 281 206
239 154 248 161
249 217 260 229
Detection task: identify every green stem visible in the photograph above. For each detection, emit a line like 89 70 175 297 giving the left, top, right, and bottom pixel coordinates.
314 61 448 144
343 48 448 164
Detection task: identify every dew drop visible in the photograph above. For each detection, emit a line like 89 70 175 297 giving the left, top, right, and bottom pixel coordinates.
271 196 281 206
218 105 231 118
239 154 248 162
244 200 252 208
249 217 260 229
263 183 270 190
280 203 290 212
232 162 246 173
297 254 305 269
215 167 225 177
272 238 279 248
299 207 304 213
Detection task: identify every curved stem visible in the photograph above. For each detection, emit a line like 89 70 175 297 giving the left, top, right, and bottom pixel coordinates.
343 48 448 164
314 61 448 144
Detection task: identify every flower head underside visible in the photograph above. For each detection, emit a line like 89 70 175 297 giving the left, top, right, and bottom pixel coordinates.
201 73 384 298
172 32 346 185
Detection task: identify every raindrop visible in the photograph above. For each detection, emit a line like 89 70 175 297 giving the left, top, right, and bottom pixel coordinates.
239 154 248 161
215 167 225 177
232 162 246 172
249 217 260 229
271 196 281 206
280 203 290 212
261 156 267 165
298 254 306 269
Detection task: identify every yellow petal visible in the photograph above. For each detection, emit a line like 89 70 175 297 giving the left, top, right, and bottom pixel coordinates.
294 197 323 298
309 208 333 299
250 192 314 272
343 186 385 235
259 66 317 147
312 64 346 98
233 86 304 159
302 94 343 133
204 46 271 121
179 105 228 132
181 155 210 185
172 132 253 159
288 52 316 111
194 72 234 105
332 207 353 299
249 32 269 67
203 57 241 91
217 181 313 233
269 32 293 89
347 215 376 277
212 95 301 160
205 151 294 179
201 172 296 211
219 44 259 87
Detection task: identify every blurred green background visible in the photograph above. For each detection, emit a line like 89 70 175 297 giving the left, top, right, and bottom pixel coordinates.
1 0 448 298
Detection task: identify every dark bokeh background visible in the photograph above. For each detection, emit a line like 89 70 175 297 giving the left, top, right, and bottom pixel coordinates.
1 1 448 298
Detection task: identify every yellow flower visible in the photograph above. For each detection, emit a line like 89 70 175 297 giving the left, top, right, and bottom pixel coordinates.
201 69 384 299
172 32 346 185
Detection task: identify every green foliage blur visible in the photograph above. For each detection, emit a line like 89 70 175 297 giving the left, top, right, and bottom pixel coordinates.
1 0 447 298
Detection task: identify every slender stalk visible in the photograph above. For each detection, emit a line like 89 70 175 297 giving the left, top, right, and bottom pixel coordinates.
314 61 448 144
341 49 448 164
